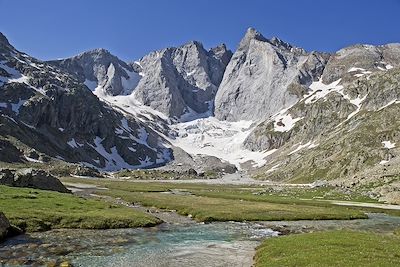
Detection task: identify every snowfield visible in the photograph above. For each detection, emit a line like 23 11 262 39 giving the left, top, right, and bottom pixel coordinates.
168 117 275 169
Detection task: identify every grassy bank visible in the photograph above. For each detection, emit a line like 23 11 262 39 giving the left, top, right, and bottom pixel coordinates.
0 185 161 232
255 231 400 267
101 188 366 222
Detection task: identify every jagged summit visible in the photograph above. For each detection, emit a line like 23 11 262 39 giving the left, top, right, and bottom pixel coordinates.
0 32 12 49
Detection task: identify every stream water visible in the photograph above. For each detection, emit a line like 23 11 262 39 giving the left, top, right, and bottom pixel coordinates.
1 214 400 267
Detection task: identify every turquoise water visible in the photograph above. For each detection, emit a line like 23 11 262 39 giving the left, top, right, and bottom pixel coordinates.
0 222 277 267
1 214 400 267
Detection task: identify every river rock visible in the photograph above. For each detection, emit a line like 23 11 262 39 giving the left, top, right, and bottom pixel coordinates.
0 212 11 241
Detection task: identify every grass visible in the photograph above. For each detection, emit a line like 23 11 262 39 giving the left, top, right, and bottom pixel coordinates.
0 185 161 232
255 230 400 267
61 177 400 221
95 187 367 222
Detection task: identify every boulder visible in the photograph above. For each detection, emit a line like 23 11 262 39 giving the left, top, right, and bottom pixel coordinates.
0 169 14 186
0 168 70 193
0 212 11 241
13 169 70 193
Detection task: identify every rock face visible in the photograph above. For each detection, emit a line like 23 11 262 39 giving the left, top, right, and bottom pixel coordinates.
48 48 141 96
214 28 329 121
0 32 172 171
130 41 232 118
322 43 400 84
0 168 70 193
0 212 11 241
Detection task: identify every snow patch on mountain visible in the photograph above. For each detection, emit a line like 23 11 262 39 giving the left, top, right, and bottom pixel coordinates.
274 114 303 132
67 138 83 148
168 117 275 169
289 141 319 155
304 79 344 104
382 141 396 149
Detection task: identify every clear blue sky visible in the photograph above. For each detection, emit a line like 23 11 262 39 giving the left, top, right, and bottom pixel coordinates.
1 0 399 61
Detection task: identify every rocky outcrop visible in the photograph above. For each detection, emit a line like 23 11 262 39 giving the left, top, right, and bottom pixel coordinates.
0 168 70 193
132 41 232 118
214 28 329 121
322 43 400 84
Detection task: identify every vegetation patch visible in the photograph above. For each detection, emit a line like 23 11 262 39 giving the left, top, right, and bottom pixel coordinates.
255 231 400 267
0 185 161 232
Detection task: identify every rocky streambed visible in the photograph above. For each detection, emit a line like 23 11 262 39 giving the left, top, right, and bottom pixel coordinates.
1 213 400 267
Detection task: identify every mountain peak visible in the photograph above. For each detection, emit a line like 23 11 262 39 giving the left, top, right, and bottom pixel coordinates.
238 27 267 51
0 32 11 47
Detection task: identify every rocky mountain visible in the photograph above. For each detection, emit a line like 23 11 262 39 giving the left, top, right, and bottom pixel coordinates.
242 42 400 203
50 41 232 119
0 32 172 171
1 28 400 203
48 48 141 96
214 28 329 121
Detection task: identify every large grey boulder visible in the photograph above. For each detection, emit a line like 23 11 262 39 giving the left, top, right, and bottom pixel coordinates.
0 168 70 193
214 28 329 121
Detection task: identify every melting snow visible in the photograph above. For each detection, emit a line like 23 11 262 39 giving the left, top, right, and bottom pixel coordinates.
168 117 275 169
24 156 44 163
304 79 343 104
273 114 303 132
382 141 396 149
265 164 280 174
386 64 394 70
88 136 154 171
289 141 319 155
67 138 84 148
121 67 141 95
348 67 366 72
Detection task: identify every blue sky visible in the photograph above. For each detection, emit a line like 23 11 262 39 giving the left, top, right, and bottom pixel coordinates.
1 0 399 61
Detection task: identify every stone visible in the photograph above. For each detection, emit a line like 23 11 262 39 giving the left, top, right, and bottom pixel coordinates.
4 169 71 193
0 212 11 241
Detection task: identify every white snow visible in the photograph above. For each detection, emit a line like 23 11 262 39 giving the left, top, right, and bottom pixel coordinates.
67 138 83 148
0 61 30 85
273 114 303 132
348 67 366 73
58 128 65 132
382 141 396 149
24 156 44 163
0 102 7 108
186 70 196 76
265 164 280 174
88 136 154 171
304 79 344 104
379 160 390 165
121 67 141 95
345 94 368 120
289 141 319 155
386 64 394 70
168 117 275 169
